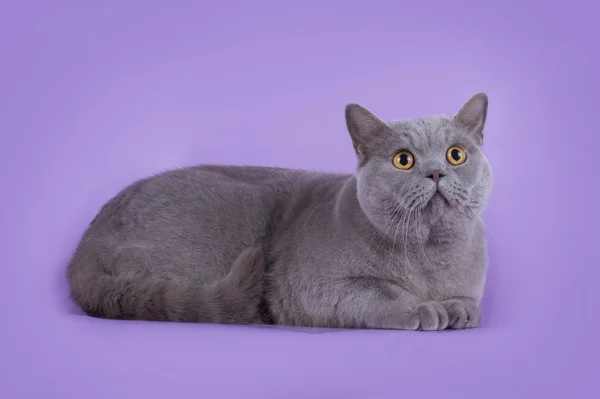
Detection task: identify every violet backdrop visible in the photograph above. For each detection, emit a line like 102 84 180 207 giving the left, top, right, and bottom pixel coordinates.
1 1 598 398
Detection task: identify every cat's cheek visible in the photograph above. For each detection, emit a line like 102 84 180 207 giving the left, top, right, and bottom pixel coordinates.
355 179 385 228
357 198 384 232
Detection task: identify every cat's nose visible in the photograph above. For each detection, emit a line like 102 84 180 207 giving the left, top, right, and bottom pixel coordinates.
426 170 445 183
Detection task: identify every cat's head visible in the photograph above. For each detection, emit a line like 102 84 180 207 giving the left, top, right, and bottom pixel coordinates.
346 93 492 232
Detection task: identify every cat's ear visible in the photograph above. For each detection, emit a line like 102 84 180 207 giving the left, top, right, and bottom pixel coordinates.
345 103 387 158
453 93 488 145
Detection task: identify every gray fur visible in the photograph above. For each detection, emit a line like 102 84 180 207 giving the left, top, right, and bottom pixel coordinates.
67 93 492 330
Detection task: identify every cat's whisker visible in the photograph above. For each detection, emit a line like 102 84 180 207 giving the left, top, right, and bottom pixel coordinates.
391 206 406 253
480 217 499 243
416 208 434 270
400 204 417 270
377 205 402 253
457 209 475 239
374 198 410 254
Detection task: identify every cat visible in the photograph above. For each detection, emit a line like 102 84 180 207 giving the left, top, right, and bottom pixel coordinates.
67 93 492 331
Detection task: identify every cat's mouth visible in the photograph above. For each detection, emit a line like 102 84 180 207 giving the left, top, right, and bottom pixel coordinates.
428 188 450 207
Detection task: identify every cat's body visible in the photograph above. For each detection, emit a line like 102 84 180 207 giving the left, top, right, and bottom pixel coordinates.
68 93 492 330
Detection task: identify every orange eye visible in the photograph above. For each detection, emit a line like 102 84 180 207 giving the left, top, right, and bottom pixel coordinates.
446 146 467 165
392 151 414 170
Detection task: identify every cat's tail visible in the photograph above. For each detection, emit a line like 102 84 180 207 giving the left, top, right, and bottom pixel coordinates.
69 247 265 324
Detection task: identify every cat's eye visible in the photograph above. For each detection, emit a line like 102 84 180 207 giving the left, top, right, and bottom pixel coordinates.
446 146 467 166
392 151 414 170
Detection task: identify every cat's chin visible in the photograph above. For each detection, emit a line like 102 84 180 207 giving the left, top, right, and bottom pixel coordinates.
424 191 449 221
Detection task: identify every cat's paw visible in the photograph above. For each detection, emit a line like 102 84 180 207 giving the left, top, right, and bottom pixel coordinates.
416 301 449 331
441 298 481 329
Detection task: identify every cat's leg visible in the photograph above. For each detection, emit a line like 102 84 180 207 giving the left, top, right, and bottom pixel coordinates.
309 278 449 331
440 297 481 329
69 245 264 323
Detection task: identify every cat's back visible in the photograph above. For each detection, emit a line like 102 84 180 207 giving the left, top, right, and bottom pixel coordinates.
141 164 311 193
88 164 344 239
123 164 349 208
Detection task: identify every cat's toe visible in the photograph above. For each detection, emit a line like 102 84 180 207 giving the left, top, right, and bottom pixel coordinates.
444 300 468 329
464 306 481 328
417 301 448 331
443 299 481 329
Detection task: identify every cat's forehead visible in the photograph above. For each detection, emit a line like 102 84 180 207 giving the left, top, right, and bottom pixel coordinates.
386 116 455 150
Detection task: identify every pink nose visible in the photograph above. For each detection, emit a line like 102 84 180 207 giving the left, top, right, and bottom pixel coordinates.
427 170 445 183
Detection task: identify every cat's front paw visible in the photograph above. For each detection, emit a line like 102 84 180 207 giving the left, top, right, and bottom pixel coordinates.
416 301 449 331
441 298 481 329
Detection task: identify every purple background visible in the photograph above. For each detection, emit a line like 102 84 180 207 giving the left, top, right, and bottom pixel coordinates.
1 1 598 398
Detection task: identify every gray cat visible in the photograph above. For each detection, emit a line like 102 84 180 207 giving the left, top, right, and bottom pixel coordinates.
67 93 492 331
